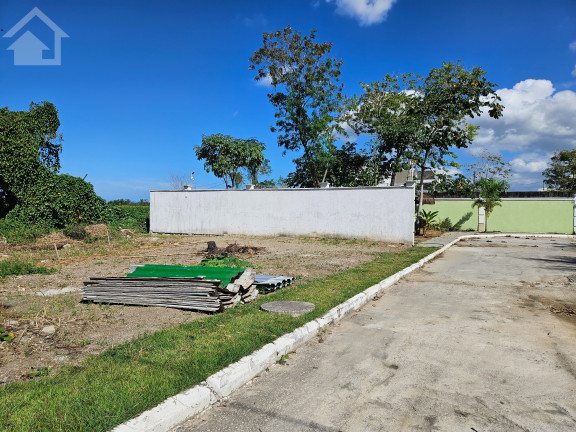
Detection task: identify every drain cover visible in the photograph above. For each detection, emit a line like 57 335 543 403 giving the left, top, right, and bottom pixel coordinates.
260 301 315 317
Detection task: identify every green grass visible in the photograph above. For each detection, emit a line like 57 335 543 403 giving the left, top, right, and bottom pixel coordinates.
0 259 56 279
199 255 254 268
0 247 434 432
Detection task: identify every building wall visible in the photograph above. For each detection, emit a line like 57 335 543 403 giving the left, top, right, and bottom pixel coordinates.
424 198 575 234
150 187 415 244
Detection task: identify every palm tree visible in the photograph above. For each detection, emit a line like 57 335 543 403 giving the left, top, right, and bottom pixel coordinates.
471 178 508 232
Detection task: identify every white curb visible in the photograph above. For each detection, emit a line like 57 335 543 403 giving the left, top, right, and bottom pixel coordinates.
112 233 574 432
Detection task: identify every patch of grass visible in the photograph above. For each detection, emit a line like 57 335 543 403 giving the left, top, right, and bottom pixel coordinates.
0 260 56 279
0 247 435 432
199 255 253 268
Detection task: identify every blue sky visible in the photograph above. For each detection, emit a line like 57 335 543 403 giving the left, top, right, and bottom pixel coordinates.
1 0 575 199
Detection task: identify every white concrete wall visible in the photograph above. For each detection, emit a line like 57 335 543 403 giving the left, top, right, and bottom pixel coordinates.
150 187 414 244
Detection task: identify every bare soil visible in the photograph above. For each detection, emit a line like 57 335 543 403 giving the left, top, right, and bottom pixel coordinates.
0 232 408 385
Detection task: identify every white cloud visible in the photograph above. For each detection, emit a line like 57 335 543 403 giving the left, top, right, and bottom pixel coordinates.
327 0 397 26
572 65 576 77
468 79 576 189
570 40 576 51
255 74 273 87
471 79 576 154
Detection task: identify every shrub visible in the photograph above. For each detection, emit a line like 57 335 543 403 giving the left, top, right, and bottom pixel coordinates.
8 172 108 229
105 205 149 232
63 224 87 240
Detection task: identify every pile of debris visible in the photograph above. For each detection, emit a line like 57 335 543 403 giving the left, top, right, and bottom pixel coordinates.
83 264 293 313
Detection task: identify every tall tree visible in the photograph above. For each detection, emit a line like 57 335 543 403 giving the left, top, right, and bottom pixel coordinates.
195 134 269 189
542 149 576 192
346 74 421 186
472 178 509 232
466 149 511 183
0 102 62 213
410 62 503 223
249 26 345 187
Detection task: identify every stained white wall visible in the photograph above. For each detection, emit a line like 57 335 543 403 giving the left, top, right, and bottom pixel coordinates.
150 187 414 244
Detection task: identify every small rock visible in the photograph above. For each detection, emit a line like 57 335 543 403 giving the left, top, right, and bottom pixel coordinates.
3 320 19 327
62 244 71 249
149 237 159 242
41 325 56 335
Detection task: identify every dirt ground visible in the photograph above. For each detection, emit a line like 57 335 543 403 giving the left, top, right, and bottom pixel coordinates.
0 231 410 385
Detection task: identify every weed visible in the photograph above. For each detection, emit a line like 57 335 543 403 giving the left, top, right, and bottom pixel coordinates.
29 367 51 378
0 327 14 342
0 260 56 279
199 255 253 268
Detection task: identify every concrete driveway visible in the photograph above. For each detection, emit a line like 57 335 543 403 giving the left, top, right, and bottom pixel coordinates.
175 237 576 432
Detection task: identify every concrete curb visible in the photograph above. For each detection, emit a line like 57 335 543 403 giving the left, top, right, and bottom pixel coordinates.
112 233 574 432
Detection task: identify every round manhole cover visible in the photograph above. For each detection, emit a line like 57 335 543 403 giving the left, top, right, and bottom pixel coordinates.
260 301 315 317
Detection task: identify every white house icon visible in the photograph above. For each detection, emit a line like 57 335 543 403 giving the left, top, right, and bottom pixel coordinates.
3 7 69 66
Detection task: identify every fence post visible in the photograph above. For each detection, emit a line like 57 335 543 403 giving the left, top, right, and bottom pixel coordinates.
478 206 485 232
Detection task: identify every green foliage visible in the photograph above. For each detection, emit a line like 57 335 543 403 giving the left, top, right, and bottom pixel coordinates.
286 141 376 188
436 217 454 231
542 149 576 192
471 178 509 231
0 102 62 217
250 26 345 187
346 75 421 185
105 205 149 232
347 62 504 219
0 259 55 279
107 199 149 206
0 218 50 243
431 173 475 196
466 149 511 182
63 224 88 240
195 134 269 188
421 210 438 228
7 172 109 229
0 327 14 342
199 255 253 268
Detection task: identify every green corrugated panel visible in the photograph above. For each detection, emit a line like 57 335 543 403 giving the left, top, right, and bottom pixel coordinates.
127 264 244 287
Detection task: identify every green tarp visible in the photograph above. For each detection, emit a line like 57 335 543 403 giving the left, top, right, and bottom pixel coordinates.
127 264 244 288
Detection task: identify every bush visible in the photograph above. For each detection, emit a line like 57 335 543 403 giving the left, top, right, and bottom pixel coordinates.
8 172 108 229
436 217 453 231
63 224 87 240
0 218 50 243
105 205 149 232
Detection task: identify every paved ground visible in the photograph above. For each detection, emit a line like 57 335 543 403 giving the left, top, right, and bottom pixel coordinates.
174 236 576 432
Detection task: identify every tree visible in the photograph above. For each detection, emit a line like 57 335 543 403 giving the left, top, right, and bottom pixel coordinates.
0 102 62 215
244 140 270 185
471 178 509 232
542 150 576 192
286 141 376 187
430 172 475 196
195 134 269 189
249 26 345 187
346 74 421 186
409 62 503 224
466 149 511 183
